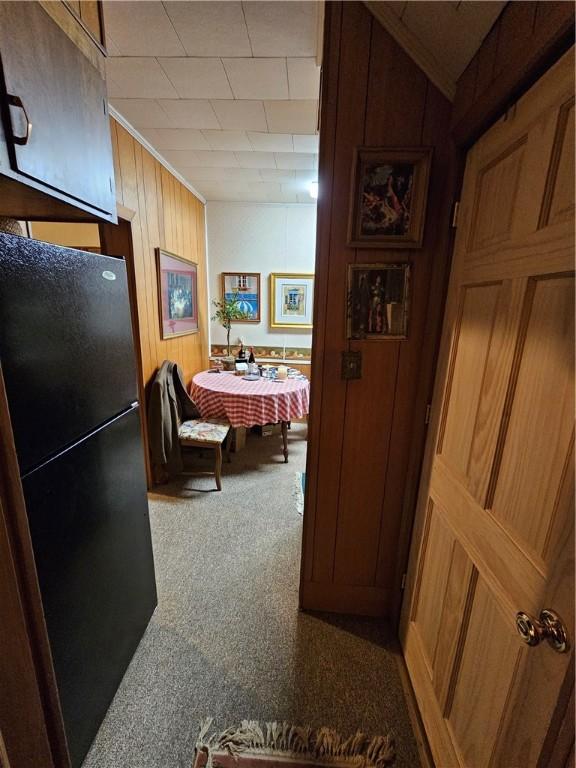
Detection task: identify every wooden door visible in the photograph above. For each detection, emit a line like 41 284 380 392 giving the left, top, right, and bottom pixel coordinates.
401 47 575 767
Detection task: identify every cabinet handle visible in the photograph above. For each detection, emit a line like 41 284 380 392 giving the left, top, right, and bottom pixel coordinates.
7 94 32 145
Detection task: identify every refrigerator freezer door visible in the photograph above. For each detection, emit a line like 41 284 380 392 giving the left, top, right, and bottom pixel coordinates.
21 405 157 768
0 232 139 474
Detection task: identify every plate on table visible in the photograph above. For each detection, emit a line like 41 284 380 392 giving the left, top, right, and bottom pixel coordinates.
242 374 260 381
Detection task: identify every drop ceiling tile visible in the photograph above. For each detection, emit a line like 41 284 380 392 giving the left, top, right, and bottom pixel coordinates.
109 98 173 129
191 181 238 201
274 152 316 170
163 1 252 56
297 193 316 204
287 58 321 99
235 151 277 169
242 2 317 57
210 100 268 131
161 150 239 168
222 58 288 100
246 181 283 197
264 100 318 134
102 2 185 56
292 134 319 153
157 100 220 130
201 130 253 151
259 169 296 181
159 58 233 99
106 58 178 99
182 167 262 182
247 132 294 152
140 128 211 151
294 169 319 181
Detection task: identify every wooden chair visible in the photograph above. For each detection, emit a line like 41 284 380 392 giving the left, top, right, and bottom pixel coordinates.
178 419 231 491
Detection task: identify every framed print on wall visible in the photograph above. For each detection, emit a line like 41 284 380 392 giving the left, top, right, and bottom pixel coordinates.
221 272 261 322
348 147 432 248
156 248 198 339
270 273 314 329
347 263 410 340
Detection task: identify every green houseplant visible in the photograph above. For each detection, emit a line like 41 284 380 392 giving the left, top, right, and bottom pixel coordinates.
211 290 249 368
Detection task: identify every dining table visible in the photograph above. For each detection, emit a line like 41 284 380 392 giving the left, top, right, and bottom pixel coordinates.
190 370 310 462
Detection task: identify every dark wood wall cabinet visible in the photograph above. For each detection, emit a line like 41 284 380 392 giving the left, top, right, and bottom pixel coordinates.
0 1 116 222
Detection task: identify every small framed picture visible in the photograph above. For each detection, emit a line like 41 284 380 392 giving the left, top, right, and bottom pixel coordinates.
347 263 410 340
156 248 198 339
221 272 261 322
270 273 314 329
348 147 432 248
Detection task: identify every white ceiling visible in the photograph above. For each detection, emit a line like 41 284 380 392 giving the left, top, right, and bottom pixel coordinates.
104 1 322 204
104 1 505 204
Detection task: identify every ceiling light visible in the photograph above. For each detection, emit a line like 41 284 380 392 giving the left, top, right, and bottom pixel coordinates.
309 181 318 200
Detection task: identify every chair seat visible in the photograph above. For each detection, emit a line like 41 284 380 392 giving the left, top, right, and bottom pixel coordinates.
179 419 230 445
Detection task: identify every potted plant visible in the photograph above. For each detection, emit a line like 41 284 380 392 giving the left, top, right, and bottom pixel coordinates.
211 291 249 370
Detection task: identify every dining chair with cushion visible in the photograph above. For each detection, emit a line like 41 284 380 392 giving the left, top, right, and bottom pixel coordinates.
148 360 231 489
178 418 231 491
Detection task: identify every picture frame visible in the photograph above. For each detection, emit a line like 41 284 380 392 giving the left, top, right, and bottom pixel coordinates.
347 147 432 248
270 273 314 329
156 248 198 339
221 272 261 323
347 263 410 340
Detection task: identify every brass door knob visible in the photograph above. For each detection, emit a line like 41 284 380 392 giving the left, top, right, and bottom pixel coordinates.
515 609 569 653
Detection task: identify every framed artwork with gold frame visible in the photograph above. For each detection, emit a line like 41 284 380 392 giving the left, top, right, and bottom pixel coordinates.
270 273 314 329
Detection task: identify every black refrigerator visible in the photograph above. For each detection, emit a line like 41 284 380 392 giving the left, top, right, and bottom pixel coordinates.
0 232 157 767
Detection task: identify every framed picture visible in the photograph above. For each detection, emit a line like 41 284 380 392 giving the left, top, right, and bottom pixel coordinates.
270 273 314 329
347 263 410 340
156 248 198 339
348 147 432 248
221 272 261 322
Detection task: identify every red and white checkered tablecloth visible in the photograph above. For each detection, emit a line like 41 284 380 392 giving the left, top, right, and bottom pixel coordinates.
190 371 310 428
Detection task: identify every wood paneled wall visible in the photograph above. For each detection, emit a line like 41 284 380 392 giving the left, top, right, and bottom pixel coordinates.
300 2 455 618
108 118 208 391
452 0 575 147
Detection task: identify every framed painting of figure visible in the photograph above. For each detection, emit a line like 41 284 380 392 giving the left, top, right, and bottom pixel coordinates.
348 147 432 248
156 248 198 339
347 263 410 340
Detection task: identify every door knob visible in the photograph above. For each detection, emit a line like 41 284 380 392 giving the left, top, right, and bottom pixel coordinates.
515 609 569 653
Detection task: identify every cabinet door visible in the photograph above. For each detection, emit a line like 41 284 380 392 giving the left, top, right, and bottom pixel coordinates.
0 2 115 216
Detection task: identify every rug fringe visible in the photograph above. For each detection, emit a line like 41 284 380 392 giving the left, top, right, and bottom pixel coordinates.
195 719 394 768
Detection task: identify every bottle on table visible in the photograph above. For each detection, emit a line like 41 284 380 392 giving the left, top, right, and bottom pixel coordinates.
248 347 255 364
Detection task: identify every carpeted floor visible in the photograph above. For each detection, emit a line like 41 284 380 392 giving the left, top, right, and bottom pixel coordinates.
83 424 420 768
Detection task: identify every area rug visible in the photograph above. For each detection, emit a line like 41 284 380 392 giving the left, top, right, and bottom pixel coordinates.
193 719 395 768
293 472 305 515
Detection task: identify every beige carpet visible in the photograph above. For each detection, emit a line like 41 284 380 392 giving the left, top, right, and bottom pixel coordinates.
82 424 420 767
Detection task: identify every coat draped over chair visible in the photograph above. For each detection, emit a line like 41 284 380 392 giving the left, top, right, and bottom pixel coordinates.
147 360 200 481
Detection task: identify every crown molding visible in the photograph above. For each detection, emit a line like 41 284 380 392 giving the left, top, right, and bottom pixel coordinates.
108 105 207 204
363 2 456 102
